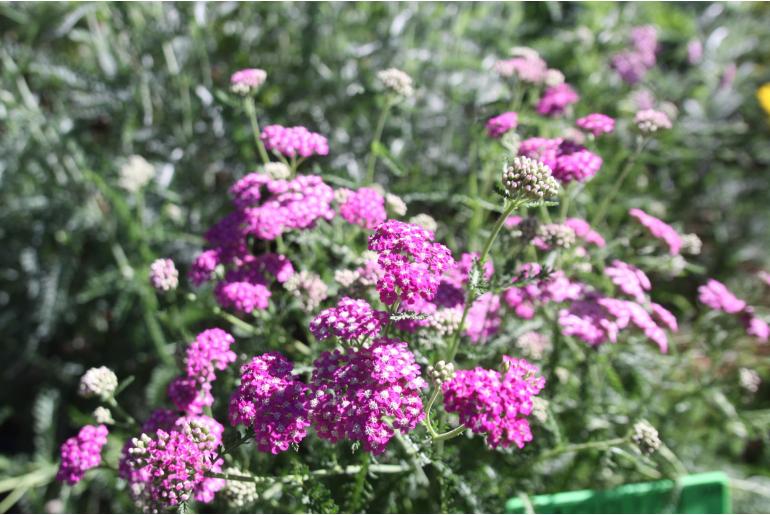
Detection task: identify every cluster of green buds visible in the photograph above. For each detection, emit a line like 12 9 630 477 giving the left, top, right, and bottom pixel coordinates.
427 360 456 386
183 420 219 453
409 213 438 233
127 433 153 468
78 366 118 401
92 407 114 425
428 308 463 337
377 68 414 98
222 468 259 508
631 420 662 455
264 162 291 180
502 156 560 202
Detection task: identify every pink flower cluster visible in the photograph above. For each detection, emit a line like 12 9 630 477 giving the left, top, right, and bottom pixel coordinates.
309 297 389 342
564 218 606 247
119 414 224 509
537 83 580 117
494 54 548 84
611 25 658 84
338 187 388 229
518 137 602 183
169 328 236 415
309 339 426 454
629 208 682 255
442 357 545 449
260 125 329 158
558 296 674 352
230 68 266 93
229 353 311 454
504 268 585 319
576 113 615 137
465 293 502 344
605 260 651 303
486 112 519 138
56 424 109 485
368 220 455 305
698 279 768 342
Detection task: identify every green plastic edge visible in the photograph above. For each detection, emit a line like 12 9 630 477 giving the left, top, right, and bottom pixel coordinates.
504 471 731 514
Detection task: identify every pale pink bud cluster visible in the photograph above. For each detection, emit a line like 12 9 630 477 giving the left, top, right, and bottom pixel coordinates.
149 258 179 292
634 109 672 133
442 357 545 449
230 68 267 95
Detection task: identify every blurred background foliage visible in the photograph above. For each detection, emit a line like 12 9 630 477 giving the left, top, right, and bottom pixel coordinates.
1 1 769 513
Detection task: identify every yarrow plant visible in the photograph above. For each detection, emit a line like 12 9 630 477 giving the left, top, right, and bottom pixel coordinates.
50 32 770 515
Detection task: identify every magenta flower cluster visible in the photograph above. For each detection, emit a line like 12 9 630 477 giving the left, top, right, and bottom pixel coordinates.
260 124 329 158
309 339 426 454
537 83 580 117
576 113 615 137
229 353 311 454
368 220 455 305
309 297 389 342
611 25 658 84
486 111 519 138
56 424 109 485
518 137 603 183
442 357 545 449
629 208 682 255
169 328 236 415
338 187 388 229
698 279 769 342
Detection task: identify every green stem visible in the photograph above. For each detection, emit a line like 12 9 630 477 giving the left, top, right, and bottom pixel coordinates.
106 397 137 427
207 463 410 484
244 97 270 165
365 97 394 184
431 424 467 442
591 138 646 228
535 437 628 463
213 307 260 334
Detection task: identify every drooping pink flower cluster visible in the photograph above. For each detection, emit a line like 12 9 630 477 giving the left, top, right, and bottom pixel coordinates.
119 414 224 509
368 220 455 305
698 279 768 342
503 268 585 319
564 218 606 247
169 328 236 415
518 137 602 183
229 353 311 454
537 83 579 117
309 297 389 342
338 187 388 229
442 357 545 450
309 339 426 455
629 208 682 255
486 112 519 138
558 295 674 352
611 25 658 84
56 424 109 485
605 260 651 303
260 125 329 158
576 113 615 137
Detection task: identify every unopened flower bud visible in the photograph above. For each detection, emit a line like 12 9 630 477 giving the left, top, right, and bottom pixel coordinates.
377 68 414 98
149 258 179 292
78 367 118 400
92 407 114 425
634 109 672 134
222 467 259 508
502 156 560 201
230 68 267 96
739 368 761 393
263 162 291 180
385 193 408 217
409 213 438 233
631 420 661 455
538 223 576 249
427 360 456 385
681 233 702 255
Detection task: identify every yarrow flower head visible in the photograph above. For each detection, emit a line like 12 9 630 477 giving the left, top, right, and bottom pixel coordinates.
184 328 237 384
409 213 438 233
56 424 109 485
631 420 661 455
486 112 518 139
260 125 329 158
634 109 672 134
518 138 602 184
495 52 548 84
377 68 414 98
149 258 179 292
611 26 658 84
263 162 291 180
338 187 388 229
385 192 408 217
309 297 389 342
629 208 682 255
93 407 115 425
442 357 545 449
309 339 426 454
537 83 579 117
230 68 267 95
502 156 560 201
576 113 615 137
605 260 651 303
78 366 118 400
229 353 310 454
537 223 576 250
698 279 747 314
368 220 455 305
